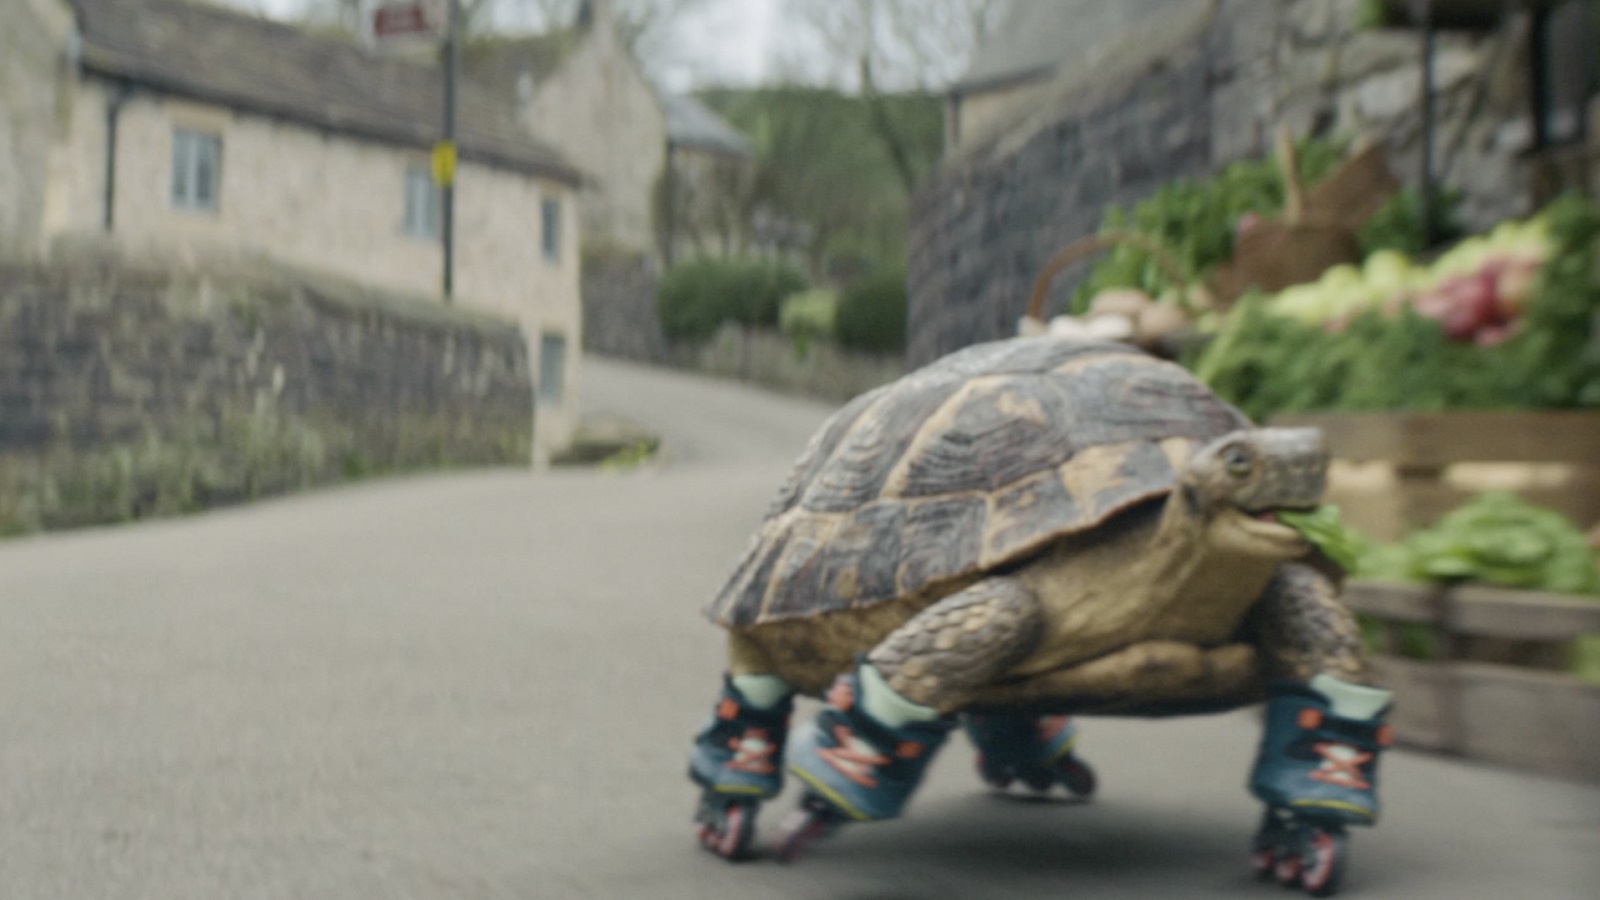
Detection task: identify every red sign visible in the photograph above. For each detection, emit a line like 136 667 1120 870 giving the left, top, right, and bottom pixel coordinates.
370 2 438 41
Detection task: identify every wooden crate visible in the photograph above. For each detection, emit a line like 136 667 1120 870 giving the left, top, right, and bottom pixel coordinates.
1343 579 1600 782
1272 411 1600 541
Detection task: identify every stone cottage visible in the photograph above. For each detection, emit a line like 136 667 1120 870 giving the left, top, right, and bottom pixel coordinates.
913 0 1598 367
464 0 757 362
1 0 587 458
464 0 754 260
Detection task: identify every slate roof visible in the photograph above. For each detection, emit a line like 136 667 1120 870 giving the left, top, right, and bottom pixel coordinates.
461 32 579 105
660 92 752 160
463 29 752 162
954 0 1204 95
68 0 581 184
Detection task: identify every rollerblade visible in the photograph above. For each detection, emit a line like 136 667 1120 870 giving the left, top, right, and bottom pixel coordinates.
962 711 1096 797
773 664 954 863
688 675 794 860
1248 676 1393 897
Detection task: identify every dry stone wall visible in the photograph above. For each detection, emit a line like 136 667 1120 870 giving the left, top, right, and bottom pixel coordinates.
0 240 533 533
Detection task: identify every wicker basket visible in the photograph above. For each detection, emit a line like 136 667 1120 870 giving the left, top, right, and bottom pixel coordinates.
1209 131 1397 304
1025 130 1400 324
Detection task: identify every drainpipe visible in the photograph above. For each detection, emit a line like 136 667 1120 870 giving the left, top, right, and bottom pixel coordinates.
104 82 133 232
664 138 678 267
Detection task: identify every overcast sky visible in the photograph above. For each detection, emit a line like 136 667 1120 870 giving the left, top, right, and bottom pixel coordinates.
242 0 782 90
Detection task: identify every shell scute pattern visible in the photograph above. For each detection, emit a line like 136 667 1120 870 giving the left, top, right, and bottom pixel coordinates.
895 495 988 597
705 338 1251 627
799 377 965 514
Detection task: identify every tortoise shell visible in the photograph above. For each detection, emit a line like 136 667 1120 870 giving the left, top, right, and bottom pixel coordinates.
705 338 1251 627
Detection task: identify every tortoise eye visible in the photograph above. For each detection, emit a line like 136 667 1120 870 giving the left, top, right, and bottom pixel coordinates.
1223 446 1252 478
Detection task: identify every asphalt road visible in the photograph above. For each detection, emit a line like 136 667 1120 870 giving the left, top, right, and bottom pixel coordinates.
1 356 1595 899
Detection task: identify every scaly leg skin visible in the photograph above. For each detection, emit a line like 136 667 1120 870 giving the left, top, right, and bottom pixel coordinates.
1250 561 1371 686
867 577 1046 710
1246 561 1394 898
775 578 1044 861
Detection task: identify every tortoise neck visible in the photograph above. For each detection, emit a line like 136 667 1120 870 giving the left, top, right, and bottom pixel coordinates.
1146 492 1277 631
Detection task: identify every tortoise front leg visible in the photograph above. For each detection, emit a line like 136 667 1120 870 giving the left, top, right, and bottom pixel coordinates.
1250 560 1371 685
1246 560 1394 897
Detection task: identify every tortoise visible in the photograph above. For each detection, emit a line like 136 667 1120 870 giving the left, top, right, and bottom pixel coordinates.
688 336 1390 897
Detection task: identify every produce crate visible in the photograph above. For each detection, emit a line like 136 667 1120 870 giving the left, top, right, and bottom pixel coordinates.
1272 411 1600 542
1343 578 1600 782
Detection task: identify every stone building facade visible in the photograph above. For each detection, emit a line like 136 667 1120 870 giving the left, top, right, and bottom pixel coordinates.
912 0 1597 367
467 1 757 364
469 0 668 257
2 0 586 459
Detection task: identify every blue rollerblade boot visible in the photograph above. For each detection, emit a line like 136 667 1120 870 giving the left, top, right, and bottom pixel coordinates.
774 664 955 862
963 711 1096 797
688 675 794 860
1248 675 1393 897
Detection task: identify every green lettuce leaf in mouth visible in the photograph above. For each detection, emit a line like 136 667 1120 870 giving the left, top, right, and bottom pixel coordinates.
1275 505 1364 572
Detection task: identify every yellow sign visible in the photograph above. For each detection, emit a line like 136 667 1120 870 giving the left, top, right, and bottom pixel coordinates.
432 140 457 187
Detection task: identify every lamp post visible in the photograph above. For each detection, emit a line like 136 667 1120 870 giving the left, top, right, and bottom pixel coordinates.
440 0 458 303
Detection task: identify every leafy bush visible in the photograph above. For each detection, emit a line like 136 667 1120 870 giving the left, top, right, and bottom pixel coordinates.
1357 187 1466 258
656 259 808 343
779 289 839 357
835 267 908 354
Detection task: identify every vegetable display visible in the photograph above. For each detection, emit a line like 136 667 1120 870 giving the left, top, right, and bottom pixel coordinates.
1189 196 1600 421
1355 492 1600 597
1068 138 1347 311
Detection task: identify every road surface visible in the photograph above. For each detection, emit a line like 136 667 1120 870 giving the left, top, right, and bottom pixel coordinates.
0 356 1595 899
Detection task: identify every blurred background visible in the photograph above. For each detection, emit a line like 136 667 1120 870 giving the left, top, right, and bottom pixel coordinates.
1 2 1598 897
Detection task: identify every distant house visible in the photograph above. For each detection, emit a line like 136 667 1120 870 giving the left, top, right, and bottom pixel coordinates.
1 0 586 459
658 91 756 262
464 0 755 262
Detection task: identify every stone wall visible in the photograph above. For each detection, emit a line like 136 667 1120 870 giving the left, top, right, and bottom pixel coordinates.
0 241 533 534
692 325 904 404
910 0 1544 367
910 39 1216 367
580 254 903 402
580 250 671 363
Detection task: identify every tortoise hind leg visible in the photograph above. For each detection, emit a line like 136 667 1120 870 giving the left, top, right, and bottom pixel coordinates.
867 577 1045 710
774 578 1046 860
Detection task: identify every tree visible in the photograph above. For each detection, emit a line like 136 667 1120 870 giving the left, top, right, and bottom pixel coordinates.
778 0 1002 194
702 87 943 274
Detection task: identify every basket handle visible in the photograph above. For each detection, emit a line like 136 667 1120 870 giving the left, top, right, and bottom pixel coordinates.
1277 126 1306 225
1026 229 1206 322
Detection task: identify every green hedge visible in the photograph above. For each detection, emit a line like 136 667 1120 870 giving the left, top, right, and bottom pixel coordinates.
656 259 808 343
835 266 907 354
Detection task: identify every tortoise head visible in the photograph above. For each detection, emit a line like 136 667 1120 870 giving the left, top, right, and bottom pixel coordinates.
1177 428 1328 558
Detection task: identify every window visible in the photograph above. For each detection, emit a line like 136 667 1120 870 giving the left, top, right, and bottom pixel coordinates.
538 332 566 403
403 167 441 238
171 128 221 211
541 196 561 262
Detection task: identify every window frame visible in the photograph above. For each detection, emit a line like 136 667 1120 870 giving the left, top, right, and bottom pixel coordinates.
537 331 567 404
170 127 222 213
402 166 442 239
540 196 561 263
